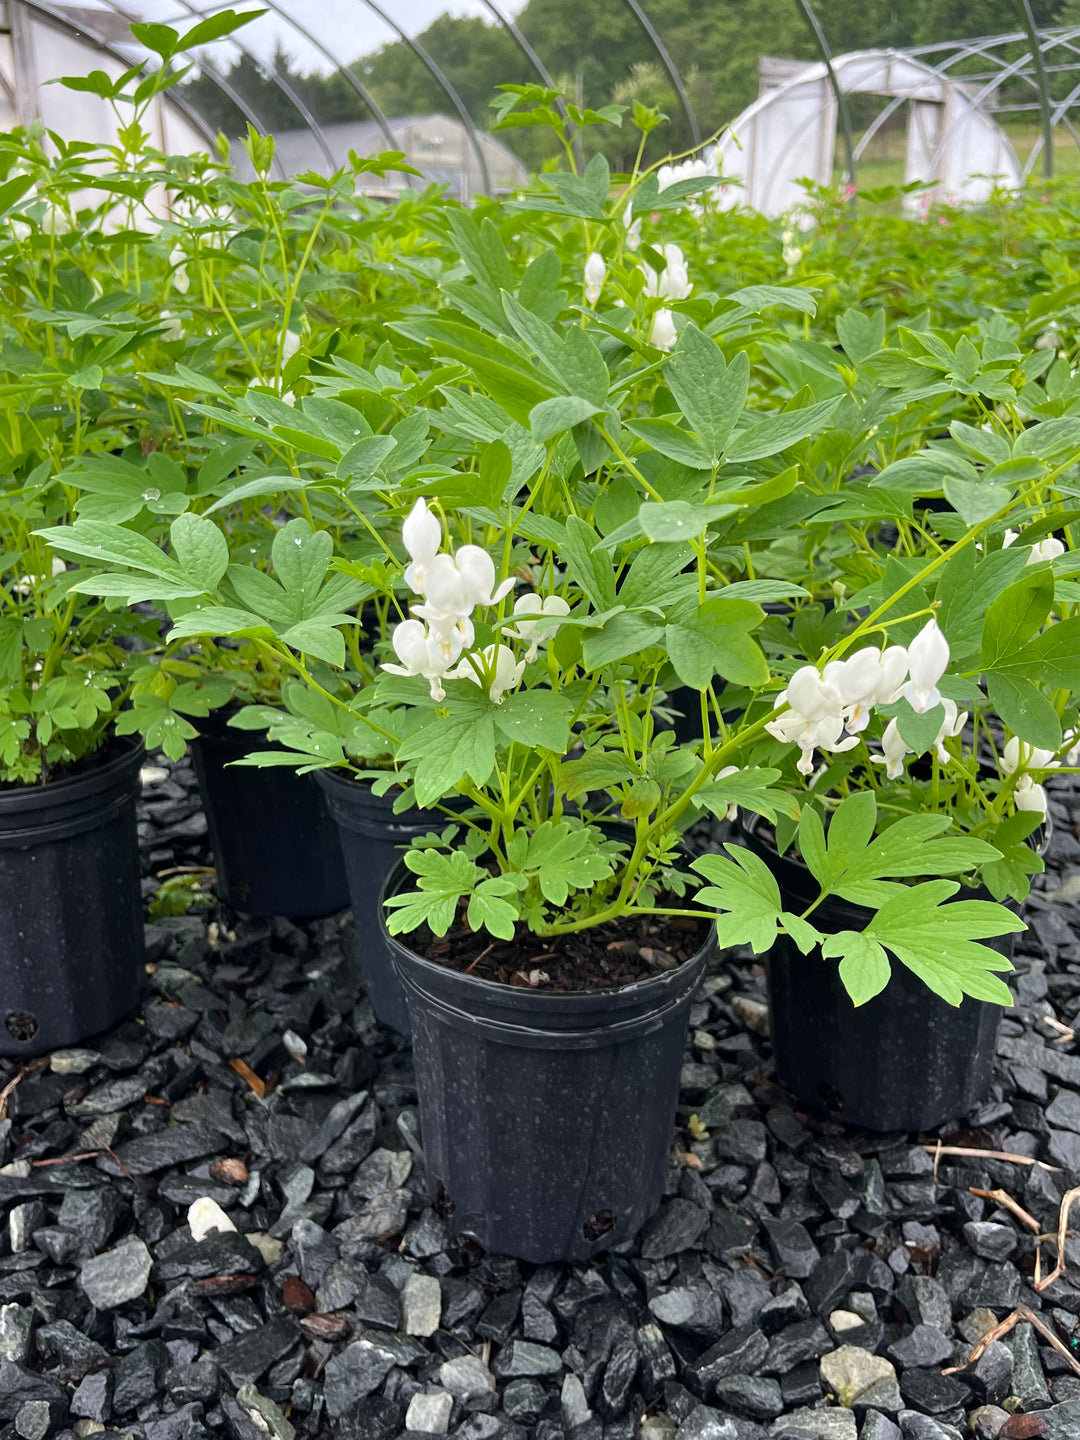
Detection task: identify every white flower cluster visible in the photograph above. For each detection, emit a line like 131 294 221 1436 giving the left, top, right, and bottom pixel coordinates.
644 243 692 302
384 499 569 704
642 243 692 352
656 156 716 193
1002 529 1065 565
766 618 955 776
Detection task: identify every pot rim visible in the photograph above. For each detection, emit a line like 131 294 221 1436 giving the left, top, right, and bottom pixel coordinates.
0 733 144 813
378 853 716 1008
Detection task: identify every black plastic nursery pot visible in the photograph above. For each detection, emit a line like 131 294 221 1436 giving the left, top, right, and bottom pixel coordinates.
316 771 463 1035
380 861 714 1263
190 710 348 920
738 817 1019 1132
0 737 146 1057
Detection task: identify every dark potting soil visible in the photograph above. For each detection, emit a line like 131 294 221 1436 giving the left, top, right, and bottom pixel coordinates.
0 732 127 792
412 904 708 991
7 762 1080 1439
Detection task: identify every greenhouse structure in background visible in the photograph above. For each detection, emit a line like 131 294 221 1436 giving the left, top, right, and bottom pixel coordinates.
5 1 1080 203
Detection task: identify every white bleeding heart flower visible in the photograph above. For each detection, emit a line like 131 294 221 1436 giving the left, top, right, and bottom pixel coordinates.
454 544 516 609
159 310 185 343
766 666 856 775
281 330 301 362
1028 536 1065 565
382 617 468 701
40 205 71 236
1001 736 1059 774
452 644 525 704
1034 328 1062 351
623 202 642 250
644 243 692 301
511 593 571 661
902 618 950 714
584 251 606 305
650 308 677 351
169 245 189 293
932 699 968 762
823 645 908 733
401 497 443 594
872 699 966 779
715 764 740 821
874 717 911 780
783 665 845 722
1002 529 1019 548
1015 776 1049 814
782 243 803 268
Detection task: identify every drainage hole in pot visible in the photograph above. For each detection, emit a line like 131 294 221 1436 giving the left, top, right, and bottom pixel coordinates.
434 1181 455 1219
583 1209 617 1243
817 1080 845 1113
5 1012 38 1043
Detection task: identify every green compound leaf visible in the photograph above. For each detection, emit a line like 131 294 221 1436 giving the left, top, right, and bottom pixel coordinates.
692 845 786 953
384 848 484 937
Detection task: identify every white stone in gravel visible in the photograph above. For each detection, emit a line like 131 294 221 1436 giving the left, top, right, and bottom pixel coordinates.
829 1309 866 1332
439 1354 494 1400
8 1204 35 1254
0 1303 33 1362
401 1273 441 1337
79 1236 152 1309
281 1029 308 1062
49 1049 101 1075
639 1418 676 1440
188 1196 237 1243
139 765 169 786
15 1400 50 1440
246 1232 283 1266
236 1383 295 1440
73 1425 106 1437
405 1391 453 1434
561 1373 591 1427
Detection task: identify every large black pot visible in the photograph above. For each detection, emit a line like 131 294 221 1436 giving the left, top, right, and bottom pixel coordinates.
0 737 145 1056
316 771 461 1035
737 816 1021 1132
381 861 713 1263
190 710 348 919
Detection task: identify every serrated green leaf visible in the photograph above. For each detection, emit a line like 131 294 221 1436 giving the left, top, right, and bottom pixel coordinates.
692 845 784 953
396 706 497 805
866 883 1022 1005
